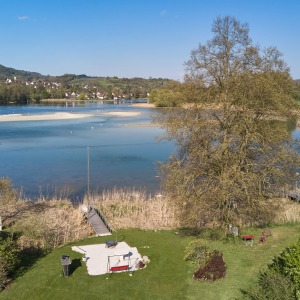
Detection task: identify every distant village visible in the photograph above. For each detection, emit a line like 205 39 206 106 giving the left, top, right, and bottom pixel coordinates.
4 76 152 100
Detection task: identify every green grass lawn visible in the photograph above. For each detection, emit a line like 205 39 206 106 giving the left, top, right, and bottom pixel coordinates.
1 224 300 300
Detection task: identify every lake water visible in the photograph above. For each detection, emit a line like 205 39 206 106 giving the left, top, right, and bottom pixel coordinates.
0 102 174 200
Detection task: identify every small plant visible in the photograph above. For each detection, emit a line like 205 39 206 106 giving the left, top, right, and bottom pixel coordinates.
184 239 211 267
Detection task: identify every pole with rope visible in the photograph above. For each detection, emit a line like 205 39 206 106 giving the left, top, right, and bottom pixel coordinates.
87 146 90 209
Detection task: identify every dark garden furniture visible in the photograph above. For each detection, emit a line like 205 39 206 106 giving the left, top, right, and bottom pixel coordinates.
105 241 118 248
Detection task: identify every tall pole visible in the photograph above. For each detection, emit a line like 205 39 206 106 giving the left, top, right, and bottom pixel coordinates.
87 146 90 209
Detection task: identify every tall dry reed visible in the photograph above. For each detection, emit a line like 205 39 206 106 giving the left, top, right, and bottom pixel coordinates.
273 198 300 223
12 199 93 250
87 188 179 230
88 191 300 230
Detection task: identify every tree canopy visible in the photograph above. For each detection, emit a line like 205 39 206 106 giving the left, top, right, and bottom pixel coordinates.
155 16 300 230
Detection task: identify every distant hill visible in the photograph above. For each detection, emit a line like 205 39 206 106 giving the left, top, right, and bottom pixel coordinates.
0 64 170 85
0 64 45 80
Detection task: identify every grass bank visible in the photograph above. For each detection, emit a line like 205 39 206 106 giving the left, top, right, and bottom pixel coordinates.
1 224 300 300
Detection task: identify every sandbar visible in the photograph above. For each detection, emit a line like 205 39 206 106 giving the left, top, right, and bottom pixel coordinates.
0 112 94 122
122 123 160 127
131 103 155 108
102 111 141 117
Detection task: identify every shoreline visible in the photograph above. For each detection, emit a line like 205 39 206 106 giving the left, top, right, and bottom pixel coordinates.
39 98 155 108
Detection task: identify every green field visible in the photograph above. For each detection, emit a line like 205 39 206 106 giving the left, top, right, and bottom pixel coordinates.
1 224 299 300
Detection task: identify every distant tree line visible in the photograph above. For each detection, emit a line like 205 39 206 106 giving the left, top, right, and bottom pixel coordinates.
0 74 171 104
0 83 50 104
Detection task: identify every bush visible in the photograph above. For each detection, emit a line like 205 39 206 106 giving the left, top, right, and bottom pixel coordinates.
184 239 211 267
243 238 300 299
243 269 295 300
0 235 20 275
0 234 20 291
0 258 8 291
194 250 226 281
269 239 300 289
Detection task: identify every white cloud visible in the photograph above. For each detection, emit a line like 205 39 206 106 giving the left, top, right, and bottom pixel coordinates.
18 16 29 21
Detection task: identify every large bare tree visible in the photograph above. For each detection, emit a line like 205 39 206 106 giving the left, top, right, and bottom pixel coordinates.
156 16 300 230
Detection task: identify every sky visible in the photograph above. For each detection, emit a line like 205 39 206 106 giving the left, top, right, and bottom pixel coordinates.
0 0 299 80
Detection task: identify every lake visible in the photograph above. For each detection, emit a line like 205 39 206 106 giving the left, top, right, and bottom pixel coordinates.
0 101 174 200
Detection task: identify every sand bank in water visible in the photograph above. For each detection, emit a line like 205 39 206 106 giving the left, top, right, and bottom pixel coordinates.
131 103 155 108
0 112 94 122
102 111 141 117
122 123 160 127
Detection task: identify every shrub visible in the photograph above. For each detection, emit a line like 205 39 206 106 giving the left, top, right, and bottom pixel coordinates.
243 269 295 300
0 235 20 275
0 257 8 291
243 238 300 299
0 234 20 290
184 239 211 267
194 251 226 281
268 239 300 288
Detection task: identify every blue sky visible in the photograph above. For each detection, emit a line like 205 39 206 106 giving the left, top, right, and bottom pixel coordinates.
0 0 299 80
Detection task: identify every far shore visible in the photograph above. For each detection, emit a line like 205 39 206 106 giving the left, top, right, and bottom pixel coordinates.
39 98 155 108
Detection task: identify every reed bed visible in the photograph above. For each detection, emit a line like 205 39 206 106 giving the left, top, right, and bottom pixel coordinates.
12 199 93 250
87 188 179 230
87 190 300 230
274 198 300 223
7 190 299 252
